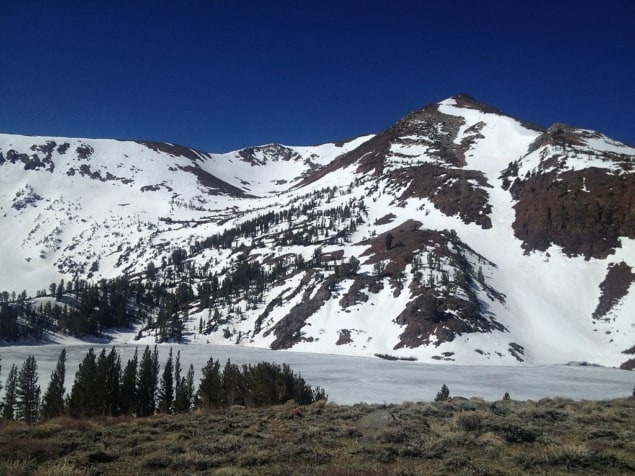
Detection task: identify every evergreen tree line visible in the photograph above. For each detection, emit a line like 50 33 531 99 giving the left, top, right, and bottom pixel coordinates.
0 346 327 424
0 277 156 340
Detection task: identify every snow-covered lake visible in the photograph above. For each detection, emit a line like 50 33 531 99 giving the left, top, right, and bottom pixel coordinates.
0 344 633 405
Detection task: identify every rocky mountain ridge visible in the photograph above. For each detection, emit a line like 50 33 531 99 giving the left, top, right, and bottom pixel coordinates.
1 94 634 368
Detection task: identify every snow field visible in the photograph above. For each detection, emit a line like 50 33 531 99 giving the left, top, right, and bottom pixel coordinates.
1 96 634 368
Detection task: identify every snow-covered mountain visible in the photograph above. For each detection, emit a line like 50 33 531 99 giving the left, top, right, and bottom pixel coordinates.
1 94 634 368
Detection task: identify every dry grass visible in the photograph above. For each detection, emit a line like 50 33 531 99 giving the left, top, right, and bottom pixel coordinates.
0 397 633 474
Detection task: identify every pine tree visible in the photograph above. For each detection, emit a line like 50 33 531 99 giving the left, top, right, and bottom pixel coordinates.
136 345 159 416
16 355 40 424
184 364 195 408
2 364 17 419
41 349 66 420
174 349 182 405
157 347 174 413
196 356 222 410
174 363 194 413
221 359 244 407
477 266 485 285
347 256 360 276
94 349 109 414
435 384 450 402
120 348 138 415
107 348 122 415
96 347 121 416
56 279 64 301
385 232 393 250
244 362 277 407
67 348 102 418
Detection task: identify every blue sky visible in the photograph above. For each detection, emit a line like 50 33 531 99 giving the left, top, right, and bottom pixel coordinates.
2 1 634 152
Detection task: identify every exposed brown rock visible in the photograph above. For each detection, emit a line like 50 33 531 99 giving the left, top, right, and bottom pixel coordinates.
358 219 434 274
75 143 94 159
336 329 352 345
619 359 635 370
3 143 56 172
76 164 133 184
358 220 505 348
298 102 470 186
511 168 635 259
238 144 301 165
177 165 256 198
266 271 338 349
393 164 493 229
374 213 396 225
296 100 496 230
593 262 635 320
452 93 545 132
339 275 378 308
392 284 506 349
526 123 589 154
135 140 207 163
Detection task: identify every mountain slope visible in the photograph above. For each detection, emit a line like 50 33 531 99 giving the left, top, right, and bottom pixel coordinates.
1 95 634 367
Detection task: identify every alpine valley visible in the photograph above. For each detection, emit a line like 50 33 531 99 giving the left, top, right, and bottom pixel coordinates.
1 95 634 369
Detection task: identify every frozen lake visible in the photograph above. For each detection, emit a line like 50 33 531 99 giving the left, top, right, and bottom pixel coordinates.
0 344 633 404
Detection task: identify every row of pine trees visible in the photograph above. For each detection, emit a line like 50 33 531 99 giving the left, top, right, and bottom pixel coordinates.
0 346 327 424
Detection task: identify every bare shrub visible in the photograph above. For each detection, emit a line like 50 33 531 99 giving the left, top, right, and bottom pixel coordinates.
456 413 482 432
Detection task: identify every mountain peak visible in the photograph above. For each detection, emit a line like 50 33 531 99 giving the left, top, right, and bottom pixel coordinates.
435 94 546 132
436 93 500 112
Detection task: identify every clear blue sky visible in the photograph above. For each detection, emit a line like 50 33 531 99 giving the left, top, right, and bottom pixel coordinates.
2 1 634 152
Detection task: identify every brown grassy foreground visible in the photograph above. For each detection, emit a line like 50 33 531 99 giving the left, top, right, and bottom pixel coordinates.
0 397 634 475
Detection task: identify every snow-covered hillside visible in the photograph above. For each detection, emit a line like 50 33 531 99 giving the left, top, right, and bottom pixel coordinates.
1 94 634 368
